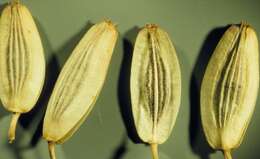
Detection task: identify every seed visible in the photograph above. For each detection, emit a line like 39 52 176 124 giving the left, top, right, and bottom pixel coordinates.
130 24 181 159
201 22 259 159
42 20 118 159
0 0 45 143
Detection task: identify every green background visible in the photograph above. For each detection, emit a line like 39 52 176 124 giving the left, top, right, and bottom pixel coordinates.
0 0 260 159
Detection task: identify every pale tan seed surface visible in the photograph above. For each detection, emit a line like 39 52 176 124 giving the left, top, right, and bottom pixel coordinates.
130 25 181 144
0 3 45 113
43 21 118 144
201 24 259 150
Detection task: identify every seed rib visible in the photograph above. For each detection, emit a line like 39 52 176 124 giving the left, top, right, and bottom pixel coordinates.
131 24 181 159
0 1 45 143
201 22 259 158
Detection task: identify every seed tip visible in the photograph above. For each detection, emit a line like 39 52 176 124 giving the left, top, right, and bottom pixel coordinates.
239 20 252 28
103 18 118 28
145 23 159 30
240 20 248 26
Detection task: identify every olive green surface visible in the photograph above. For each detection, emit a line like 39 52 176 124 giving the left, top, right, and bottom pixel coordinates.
0 0 260 159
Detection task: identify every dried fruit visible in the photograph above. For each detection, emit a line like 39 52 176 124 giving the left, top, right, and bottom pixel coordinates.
0 0 45 143
130 24 181 159
43 20 118 159
201 22 259 159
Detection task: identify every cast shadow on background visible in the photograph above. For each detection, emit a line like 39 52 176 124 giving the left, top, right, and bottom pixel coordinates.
189 25 230 159
114 27 141 159
7 20 94 159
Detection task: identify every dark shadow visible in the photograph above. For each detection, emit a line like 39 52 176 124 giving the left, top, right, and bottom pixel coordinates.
18 19 60 148
189 25 230 159
28 56 60 147
55 22 93 66
117 27 143 144
0 3 6 11
109 135 128 159
7 142 23 159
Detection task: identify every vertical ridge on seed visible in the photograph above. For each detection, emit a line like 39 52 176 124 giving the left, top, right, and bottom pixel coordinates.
130 24 181 159
201 22 259 159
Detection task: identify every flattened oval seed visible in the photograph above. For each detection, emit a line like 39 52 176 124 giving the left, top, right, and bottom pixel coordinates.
0 0 45 143
130 24 181 159
201 22 259 159
42 20 118 159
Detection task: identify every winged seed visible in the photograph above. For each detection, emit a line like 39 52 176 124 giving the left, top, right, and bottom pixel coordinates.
0 1 45 143
130 24 181 159
201 22 259 159
42 20 118 159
